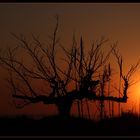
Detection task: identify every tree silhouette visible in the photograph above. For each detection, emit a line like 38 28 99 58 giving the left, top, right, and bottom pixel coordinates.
0 16 139 119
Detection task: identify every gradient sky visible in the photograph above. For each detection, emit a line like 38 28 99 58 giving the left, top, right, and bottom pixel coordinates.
0 3 140 117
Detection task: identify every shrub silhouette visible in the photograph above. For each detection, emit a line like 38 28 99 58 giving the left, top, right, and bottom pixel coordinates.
0 16 139 120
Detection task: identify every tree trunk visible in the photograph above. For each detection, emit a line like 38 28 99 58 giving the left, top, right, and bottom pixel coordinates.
56 98 73 118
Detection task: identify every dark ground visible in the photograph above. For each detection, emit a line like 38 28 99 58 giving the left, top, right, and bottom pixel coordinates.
1 112 140 136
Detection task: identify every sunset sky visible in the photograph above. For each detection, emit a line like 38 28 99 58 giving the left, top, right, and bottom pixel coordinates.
0 3 140 118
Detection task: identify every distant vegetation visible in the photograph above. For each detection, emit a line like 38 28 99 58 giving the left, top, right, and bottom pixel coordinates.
0 112 140 136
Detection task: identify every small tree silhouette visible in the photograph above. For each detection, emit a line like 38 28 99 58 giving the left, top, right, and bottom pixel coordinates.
0 16 139 119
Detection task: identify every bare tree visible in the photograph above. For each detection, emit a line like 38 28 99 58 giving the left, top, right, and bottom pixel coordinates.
0 16 138 119
111 43 139 101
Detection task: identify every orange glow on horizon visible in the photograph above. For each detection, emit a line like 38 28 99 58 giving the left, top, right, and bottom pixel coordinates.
0 3 140 119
